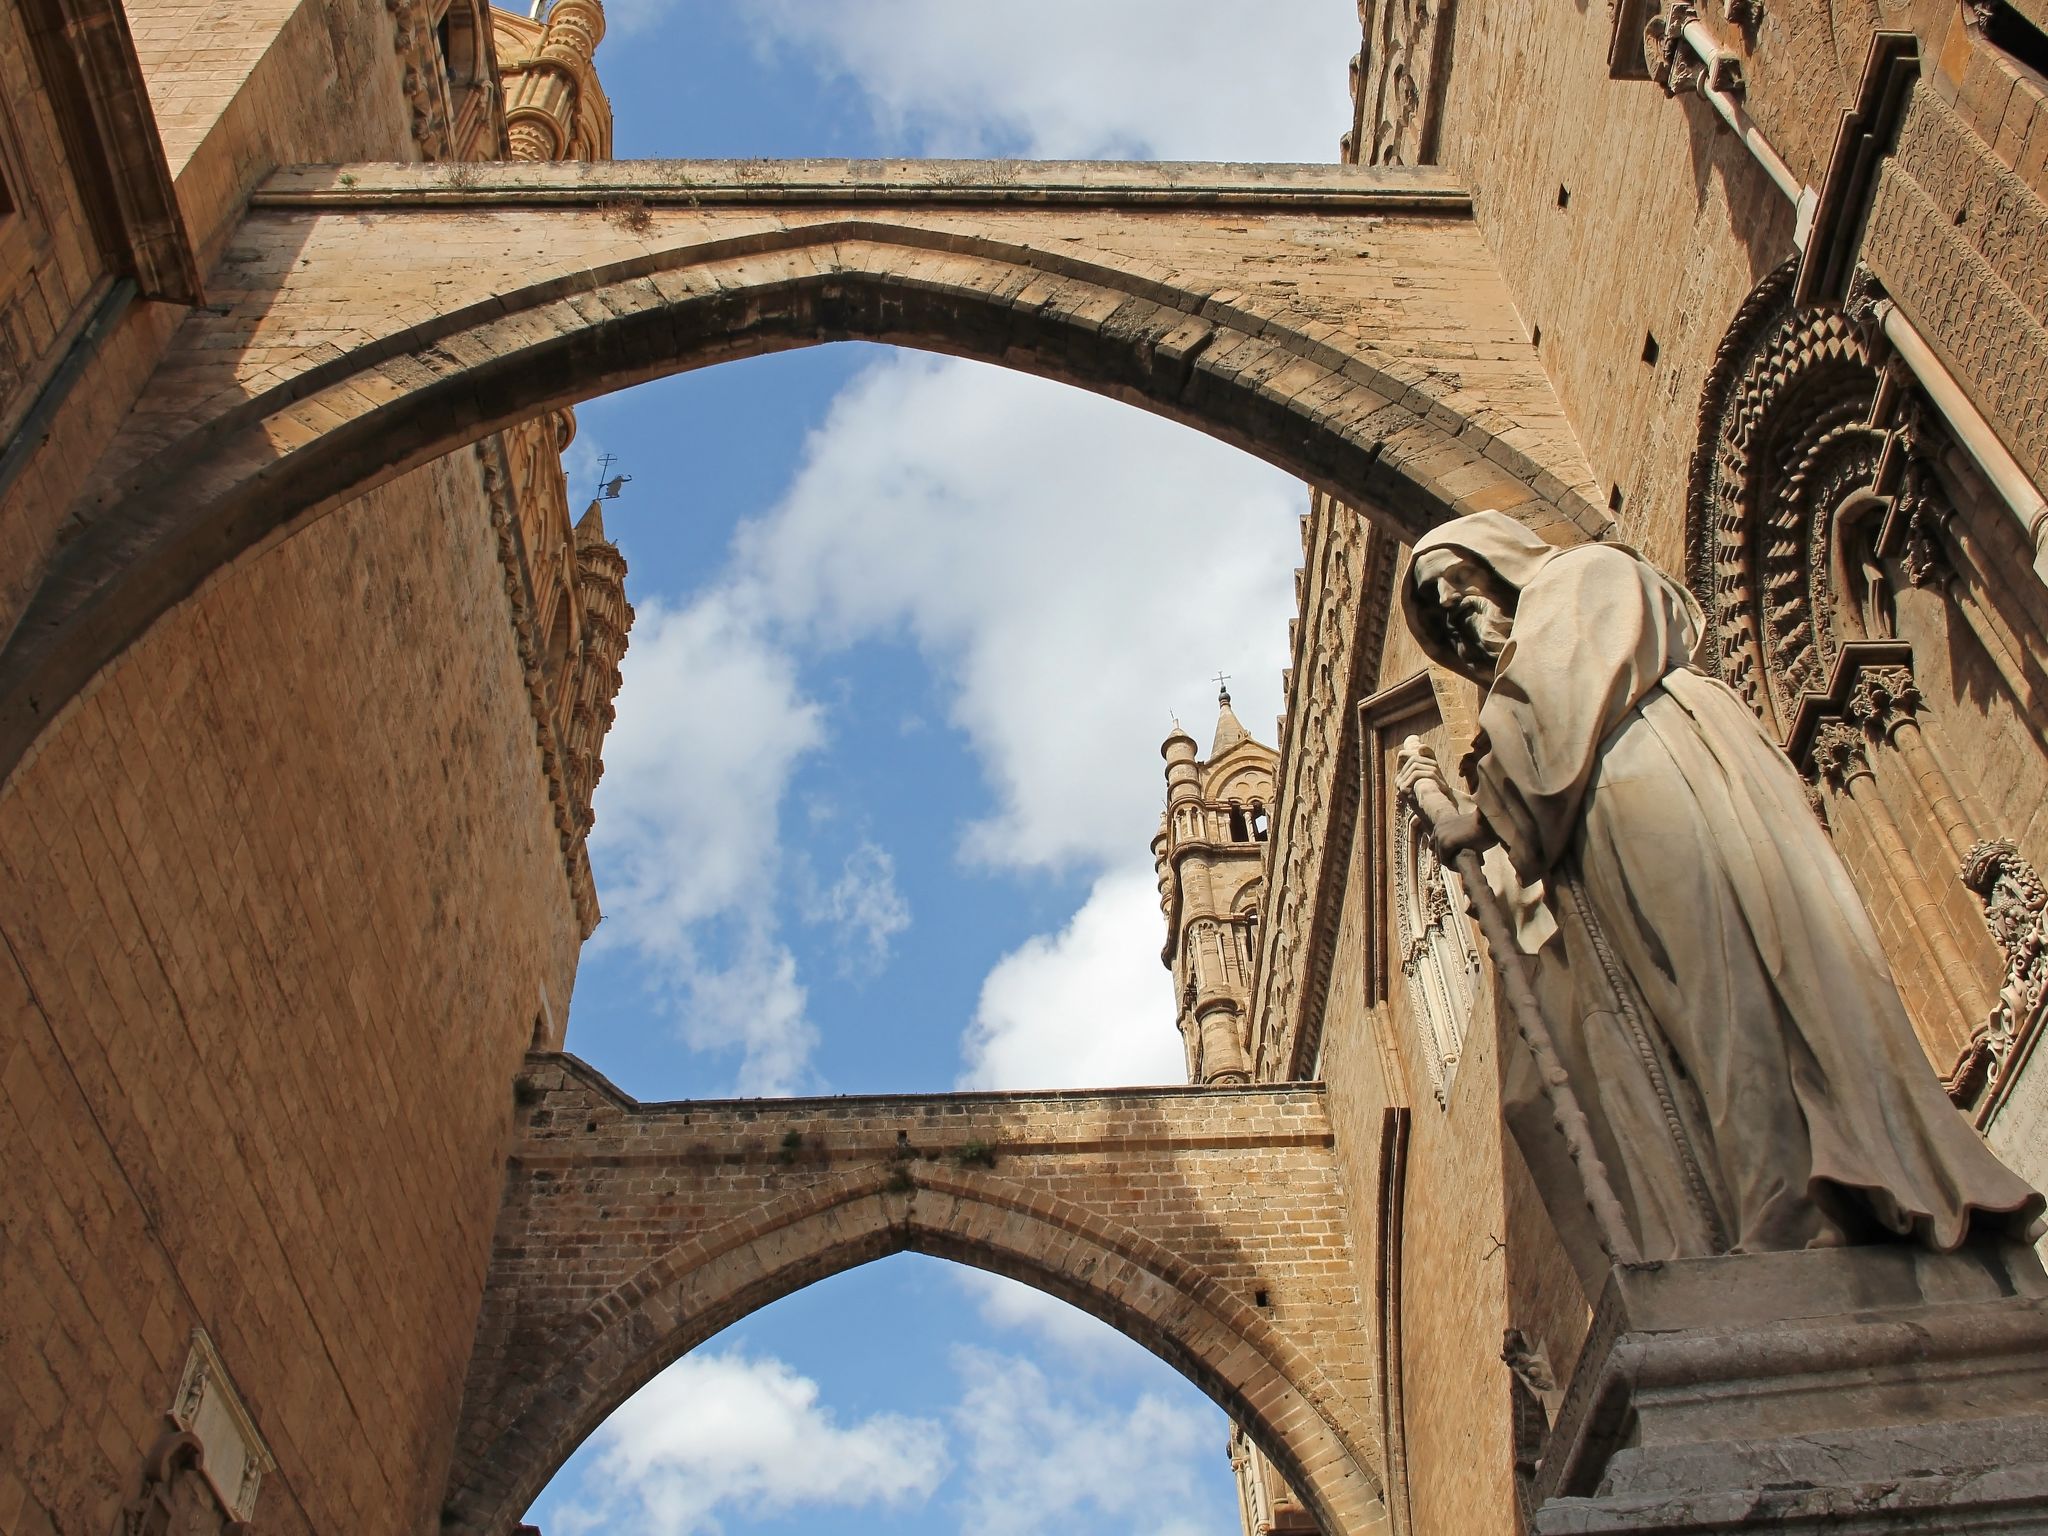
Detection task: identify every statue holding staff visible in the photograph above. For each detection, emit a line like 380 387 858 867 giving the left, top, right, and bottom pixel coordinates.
1394 511 2041 1272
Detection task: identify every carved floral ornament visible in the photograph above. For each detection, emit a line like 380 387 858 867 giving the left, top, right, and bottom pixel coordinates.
1960 838 2048 1099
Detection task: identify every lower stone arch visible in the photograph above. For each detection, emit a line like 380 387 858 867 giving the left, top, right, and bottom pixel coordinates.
0 216 1600 787
445 1164 1390 1536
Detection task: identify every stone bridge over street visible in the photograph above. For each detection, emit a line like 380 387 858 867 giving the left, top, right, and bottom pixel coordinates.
443 1055 1386 1536
0 157 1602 787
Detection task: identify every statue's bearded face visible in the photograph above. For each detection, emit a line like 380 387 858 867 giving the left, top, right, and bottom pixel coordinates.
1414 550 1516 676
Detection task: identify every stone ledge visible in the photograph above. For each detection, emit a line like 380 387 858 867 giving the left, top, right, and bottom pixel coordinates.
249 158 1474 213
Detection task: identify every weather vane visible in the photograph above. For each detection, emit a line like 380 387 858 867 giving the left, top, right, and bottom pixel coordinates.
595 452 633 502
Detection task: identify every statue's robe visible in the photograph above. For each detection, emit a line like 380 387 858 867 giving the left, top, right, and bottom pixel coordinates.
1405 514 2041 1274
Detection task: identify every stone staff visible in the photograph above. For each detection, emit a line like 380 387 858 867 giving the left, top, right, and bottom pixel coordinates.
1400 736 1639 1266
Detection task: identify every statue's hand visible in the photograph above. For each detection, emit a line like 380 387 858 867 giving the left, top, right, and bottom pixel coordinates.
1395 737 1449 800
1396 735 1490 856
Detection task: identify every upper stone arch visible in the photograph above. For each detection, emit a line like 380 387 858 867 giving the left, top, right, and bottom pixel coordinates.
0 159 1602 786
446 1058 1389 1536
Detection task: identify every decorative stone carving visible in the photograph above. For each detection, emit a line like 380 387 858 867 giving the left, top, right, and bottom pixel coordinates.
1686 260 1959 742
476 440 605 936
121 1332 272 1534
1351 0 1459 165
1960 839 2048 1100
1809 717 1869 788
1642 1 1708 97
1844 663 1919 737
1862 92 2048 491
502 0 607 161
1393 802 1479 1106
1246 495 1395 1081
386 0 452 160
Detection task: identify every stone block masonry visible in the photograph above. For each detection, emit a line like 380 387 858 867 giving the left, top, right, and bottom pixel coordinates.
0 158 1609 793
444 1055 1390 1536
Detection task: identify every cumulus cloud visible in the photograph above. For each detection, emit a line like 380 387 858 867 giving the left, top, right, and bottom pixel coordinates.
801 839 913 975
547 1348 948 1536
741 0 1356 162
953 1270 1165 1373
587 589 827 1093
949 1346 1225 1536
957 863 1186 1090
739 354 1299 877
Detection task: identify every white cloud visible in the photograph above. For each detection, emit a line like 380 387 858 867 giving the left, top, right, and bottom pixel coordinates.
953 1270 1164 1373
741 0 1357 162
949 1346 1225 1536
594 589 822 936
957 863 1186 1090
586 589 827 1093
801 838 913 975
547 1348 948 1536
582 357 1298 1093
739 354 1300 878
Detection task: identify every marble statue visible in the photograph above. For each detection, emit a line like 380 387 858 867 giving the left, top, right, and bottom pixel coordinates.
1395 511 2042 1268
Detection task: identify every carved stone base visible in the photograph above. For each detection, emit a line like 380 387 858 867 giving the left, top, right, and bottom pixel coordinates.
1529 1244 2048 1533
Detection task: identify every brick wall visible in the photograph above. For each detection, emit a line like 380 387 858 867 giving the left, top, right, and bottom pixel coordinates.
447 1060 1385 1536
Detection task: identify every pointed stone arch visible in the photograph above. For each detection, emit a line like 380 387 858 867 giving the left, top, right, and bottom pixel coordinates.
444 1058 1389 1536
0 160 1601 786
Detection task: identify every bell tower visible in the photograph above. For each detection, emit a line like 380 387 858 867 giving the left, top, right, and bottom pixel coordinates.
1152 683 1279 1085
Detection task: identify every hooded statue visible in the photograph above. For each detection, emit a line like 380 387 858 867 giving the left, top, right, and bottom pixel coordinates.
1398 510 2041 1275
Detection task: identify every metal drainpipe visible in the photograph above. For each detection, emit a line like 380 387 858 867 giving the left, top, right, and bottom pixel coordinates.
1678 18 1819 245
1674 18 2048 576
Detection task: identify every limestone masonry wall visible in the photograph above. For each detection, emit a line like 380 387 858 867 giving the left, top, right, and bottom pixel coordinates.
0 457 581 1536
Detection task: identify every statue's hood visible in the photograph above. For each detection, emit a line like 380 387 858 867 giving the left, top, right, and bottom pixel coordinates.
1400 510 1562 677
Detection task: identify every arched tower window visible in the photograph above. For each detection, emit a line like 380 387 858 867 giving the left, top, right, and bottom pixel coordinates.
1393 803 1480 1106
1228 804 1250 842
1250 803 1269 841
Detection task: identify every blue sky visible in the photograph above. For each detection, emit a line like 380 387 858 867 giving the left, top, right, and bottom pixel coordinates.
528 5 1357 1533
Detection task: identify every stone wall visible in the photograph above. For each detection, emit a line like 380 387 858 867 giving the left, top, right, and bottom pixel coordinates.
0 456 580 1536
449 1059 1383 1536
0 5 593 1533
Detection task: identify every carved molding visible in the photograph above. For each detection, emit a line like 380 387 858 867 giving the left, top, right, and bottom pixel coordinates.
1785 639 1914 778
1393 797 1478 1107
385 0 452 160
1248 493 1398 1083
476 437 601 936
1351 0 1459 165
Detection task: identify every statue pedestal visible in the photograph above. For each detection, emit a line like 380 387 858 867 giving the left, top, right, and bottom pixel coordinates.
1529 1244 2048 1532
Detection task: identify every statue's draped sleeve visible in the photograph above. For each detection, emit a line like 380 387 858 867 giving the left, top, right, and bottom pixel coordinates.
1471 546 1701 884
